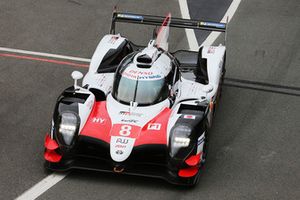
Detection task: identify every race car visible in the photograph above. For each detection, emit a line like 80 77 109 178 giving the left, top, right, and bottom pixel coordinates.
44 11 227 186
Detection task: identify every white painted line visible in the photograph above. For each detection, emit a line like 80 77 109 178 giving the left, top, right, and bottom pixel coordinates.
178 0 241 48
15 173 68 200
0 47 91 62
178 0 199 51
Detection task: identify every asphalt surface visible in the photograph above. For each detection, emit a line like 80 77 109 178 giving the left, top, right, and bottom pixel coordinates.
0 0 299 199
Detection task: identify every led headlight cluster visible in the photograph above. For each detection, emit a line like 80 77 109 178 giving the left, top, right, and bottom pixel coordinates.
58 112 79 146
173 137 190 147
170 125 192 156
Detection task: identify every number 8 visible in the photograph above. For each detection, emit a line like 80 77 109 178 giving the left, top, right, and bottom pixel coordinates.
119 125 131 136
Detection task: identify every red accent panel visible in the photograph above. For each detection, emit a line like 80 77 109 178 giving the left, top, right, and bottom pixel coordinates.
185 152 202 166
135 108 171 146
44 149 62 163
44 134 59 150
81 102 171 146
80 102 112 143
178 167 199 178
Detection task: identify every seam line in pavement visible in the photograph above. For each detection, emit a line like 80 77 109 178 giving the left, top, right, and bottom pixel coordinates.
224 83 300 97
225 77 300 91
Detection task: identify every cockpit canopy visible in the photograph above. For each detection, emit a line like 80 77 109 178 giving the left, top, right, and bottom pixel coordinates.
112 51 174 106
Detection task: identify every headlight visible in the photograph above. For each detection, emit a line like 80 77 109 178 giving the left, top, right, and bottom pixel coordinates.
173 137 190 147
170 125 192 156
58 112 79 146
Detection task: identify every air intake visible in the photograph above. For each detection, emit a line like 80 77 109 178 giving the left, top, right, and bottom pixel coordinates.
136 54 152 68
136 54 152 64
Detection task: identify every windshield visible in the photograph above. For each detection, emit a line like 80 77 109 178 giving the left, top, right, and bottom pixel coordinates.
112 76 169 106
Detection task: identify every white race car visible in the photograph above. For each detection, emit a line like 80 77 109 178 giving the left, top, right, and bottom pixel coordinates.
44 12 226 186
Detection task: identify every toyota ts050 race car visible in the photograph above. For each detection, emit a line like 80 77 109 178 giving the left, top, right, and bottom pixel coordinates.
44 11 227 186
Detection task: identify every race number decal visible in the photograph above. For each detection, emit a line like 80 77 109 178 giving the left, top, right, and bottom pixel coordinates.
110 124 140 138
119 125 132 136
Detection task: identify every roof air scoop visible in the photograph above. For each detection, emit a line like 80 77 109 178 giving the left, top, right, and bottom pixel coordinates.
135 40 160 68
136 54 152 64
136 54 152 68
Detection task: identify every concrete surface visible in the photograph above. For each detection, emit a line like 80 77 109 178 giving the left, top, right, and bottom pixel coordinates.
0 0 299 199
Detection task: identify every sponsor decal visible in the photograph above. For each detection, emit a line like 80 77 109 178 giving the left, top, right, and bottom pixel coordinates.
207 46 216 54
108 36 119 44
138 75 162 80
198 137 205 145
119 111 142 117
116 138 129 144
122 71 162 80
128 70 153 76
197 134 205 154
92 117 105 123
115 144 126 148
199 21 226 29
183 115 196 119
115 150 123 155
117 14 143 20
147 123 161 130
122 69 163 80
121 119 138 123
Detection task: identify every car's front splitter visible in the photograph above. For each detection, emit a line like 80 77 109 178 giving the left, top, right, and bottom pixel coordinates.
45 155 200 186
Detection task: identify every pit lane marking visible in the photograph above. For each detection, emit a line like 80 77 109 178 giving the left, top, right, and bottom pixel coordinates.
15 172 69 200
179 0 241 49
178 0 199 51
0 47 90 62
0 53 89 68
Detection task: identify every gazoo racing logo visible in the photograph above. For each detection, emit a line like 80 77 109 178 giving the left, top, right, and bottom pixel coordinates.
119 111 142 117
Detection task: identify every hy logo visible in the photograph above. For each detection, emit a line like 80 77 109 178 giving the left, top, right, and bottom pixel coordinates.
92 117 105 123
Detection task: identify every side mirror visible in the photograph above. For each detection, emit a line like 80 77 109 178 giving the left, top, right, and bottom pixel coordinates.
71 71 83 89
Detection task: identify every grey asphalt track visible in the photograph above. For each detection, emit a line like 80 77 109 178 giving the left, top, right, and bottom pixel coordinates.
0 0 299 199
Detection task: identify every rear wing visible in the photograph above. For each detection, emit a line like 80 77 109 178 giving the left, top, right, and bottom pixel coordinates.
110 12 226 34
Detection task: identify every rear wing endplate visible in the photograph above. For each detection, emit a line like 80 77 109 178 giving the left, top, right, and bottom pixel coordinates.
110 12 226 34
